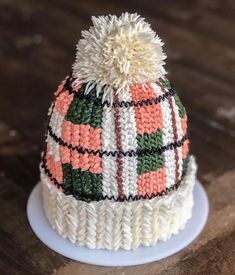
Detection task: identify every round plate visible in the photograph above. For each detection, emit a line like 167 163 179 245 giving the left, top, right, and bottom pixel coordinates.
27 180 208 266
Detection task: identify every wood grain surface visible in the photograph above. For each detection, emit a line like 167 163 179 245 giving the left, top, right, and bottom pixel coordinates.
0 0 235 274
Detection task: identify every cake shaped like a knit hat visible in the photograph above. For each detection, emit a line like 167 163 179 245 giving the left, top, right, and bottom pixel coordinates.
41 13 197 251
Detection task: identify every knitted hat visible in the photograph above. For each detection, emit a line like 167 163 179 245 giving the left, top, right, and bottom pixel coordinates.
41 13 197 251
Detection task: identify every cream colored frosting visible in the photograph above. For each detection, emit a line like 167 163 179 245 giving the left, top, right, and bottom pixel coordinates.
41 156 197 251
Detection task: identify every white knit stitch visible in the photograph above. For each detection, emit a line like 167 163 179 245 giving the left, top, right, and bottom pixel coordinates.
101 93 117 193
96 202 106 249
41 156 196 251
76 200 86 246
46 106 64 161
67 195 79 244
49 108 64 138
121 202 132 250
101 97 118 198
55 191 69 238
42 180 52 224
112 203 124 250
151 199 161 241
46 135 60 161
152 82 176 188
131 202 142 249
118 88 138 196
86 203 97 249
103 203 114 249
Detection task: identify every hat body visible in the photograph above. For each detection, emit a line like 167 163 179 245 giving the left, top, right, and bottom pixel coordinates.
40 13 197 250
41 75 196 250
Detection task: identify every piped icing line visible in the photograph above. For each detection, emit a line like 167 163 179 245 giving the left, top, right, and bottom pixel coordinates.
113 92 125 198
168 96 180 183
101 94 118 198
172 96 186 179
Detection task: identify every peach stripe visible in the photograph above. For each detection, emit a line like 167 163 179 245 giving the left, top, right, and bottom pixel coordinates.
182 139 189 159
45 153 63 183
134 104 163 134
54 91 74 116
61 121 102 151
59 146 71 163
137 168 166 196
54 83 64 96
181 115 187 136
59 146 102 174
130 83 163 135
130 83 156 101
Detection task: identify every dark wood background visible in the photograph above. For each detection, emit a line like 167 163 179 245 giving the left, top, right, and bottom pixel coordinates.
0 0 235 274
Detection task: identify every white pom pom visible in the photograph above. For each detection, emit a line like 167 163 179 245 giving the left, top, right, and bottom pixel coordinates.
72 13 166 97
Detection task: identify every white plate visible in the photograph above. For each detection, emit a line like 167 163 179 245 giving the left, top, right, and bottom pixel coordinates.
27 180 208 267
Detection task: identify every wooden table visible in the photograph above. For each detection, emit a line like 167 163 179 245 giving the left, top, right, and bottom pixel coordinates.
1 1 235 274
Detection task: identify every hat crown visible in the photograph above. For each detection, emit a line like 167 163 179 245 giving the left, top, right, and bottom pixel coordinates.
43 75 189 202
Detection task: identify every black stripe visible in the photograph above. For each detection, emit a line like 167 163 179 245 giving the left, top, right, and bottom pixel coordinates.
47 125 188 157
41 154 188 202
63 75 175 108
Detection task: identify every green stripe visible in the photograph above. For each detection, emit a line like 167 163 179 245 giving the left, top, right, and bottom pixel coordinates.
65 83 103 128
62 163 102 201
159 78 186 118
173 94 186 118
136 130 164 174
137 154 164 175
159 78 171 89
137 130 163 150
182 154 190 175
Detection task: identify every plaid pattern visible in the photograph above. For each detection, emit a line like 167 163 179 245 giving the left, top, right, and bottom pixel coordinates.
43 76 189 201
45 82 103 201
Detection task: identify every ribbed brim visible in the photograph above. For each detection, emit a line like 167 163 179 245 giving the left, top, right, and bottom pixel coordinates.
41 156 197 251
